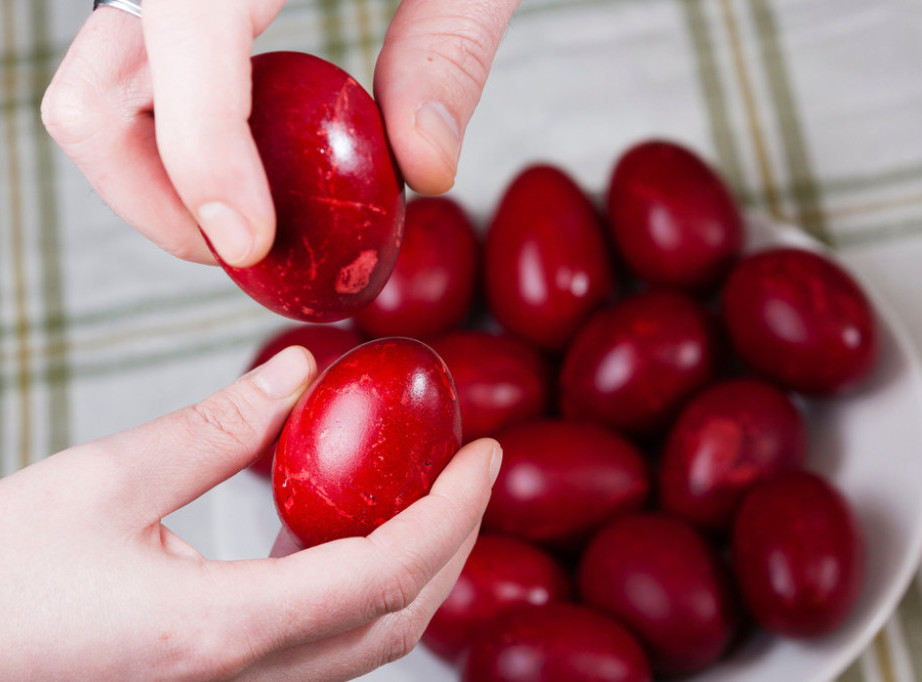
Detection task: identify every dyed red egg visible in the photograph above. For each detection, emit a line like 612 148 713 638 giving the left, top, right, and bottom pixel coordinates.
273 338 461 548
430 331 552 442
659 378 807 533
721 247 877 395
559 289 718 437
732 470 864 637
215 51 405 322
422 534 572 663
484 164 615 353
579 513 738 677
461 603 652 682
607 140 744 292
245 324 364 477
354 196 478 338
483 420 648 548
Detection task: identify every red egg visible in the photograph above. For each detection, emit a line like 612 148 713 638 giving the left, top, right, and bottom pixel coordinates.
732 470 864 637
559 289 718 437
579 513 738 676
354 196 478 338
430 331 552 442
659 378 807 533
245 324 364 477
721 247 877 395
422 534 572 663
214 51 405 322
273 338 461 548
484 164 615 353
607 140 744 292
483 420 648 548
461 603 652 682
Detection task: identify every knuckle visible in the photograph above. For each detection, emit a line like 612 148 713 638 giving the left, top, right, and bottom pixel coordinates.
369 548 431 617
428 21 494 93
41 75 99 146
379 618 426 666
186 390 259 452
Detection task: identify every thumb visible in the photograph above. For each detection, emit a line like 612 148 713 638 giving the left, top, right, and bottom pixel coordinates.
374 0 520 195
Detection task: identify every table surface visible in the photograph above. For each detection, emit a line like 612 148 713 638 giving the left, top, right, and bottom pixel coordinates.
1 1 921 681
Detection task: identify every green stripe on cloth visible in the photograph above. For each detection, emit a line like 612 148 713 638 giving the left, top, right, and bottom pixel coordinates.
897 580 922 680
831 219 922 249
737 160 922 209
0 287 243 341
2 0 32 473
32 0 70 456
836 658 865 682
682 0 748 196
319 0 348 66
748 0 829 243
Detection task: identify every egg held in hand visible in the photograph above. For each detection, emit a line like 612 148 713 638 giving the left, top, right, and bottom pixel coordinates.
273 338 461 548
214 51 405 322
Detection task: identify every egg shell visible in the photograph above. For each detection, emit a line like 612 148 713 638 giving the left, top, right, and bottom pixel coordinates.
720 247 878 395
354 196 479 339
273 337 461 548
422 534 572 663
484 164 615 353
659 378 807 533
578 512 738 677
461 603 652 682
245 324 365 478
606 140 744 292
215 51 405 322
430 331 553 443
731 470 865 637
559 289 719 437
483 419 649 548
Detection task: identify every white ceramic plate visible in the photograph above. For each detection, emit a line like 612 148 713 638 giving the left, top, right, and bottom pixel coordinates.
177 215 922 682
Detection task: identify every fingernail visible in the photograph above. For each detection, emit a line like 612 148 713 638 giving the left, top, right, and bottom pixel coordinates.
251 346 315 399
415 101 461 170
488 442 503 486
198 201 254 266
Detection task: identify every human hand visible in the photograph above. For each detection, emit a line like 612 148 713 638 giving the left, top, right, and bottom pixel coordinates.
41 0 520 267
0 346 500 681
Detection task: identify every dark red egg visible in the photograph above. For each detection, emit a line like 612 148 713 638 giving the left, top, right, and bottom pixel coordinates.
461 603 652 682
721 247 877 395
579 513 738 677
606 140 744 292
430 331 552 442
732 470 864 637
484 164 615 353
354 196 478 338
483 420 648 548
659 378 807 533
559 289 718 437
215 51 405 322
422 534 572 663
245 324 364 477
273 338 460 548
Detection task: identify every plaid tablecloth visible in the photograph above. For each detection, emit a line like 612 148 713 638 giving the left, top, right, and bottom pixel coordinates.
2 0 921 680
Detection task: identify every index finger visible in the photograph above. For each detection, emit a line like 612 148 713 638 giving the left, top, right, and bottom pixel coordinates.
142 0 284 267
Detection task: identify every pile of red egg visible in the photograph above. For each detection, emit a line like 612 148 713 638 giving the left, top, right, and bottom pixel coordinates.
248 140 877 681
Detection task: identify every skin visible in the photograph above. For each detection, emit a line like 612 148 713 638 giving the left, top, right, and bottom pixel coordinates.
23 4 515 677
41 0 521 266
0 346 502 680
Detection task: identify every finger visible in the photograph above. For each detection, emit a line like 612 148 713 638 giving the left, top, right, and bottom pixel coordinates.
247 524 482 681
41 10 212 263
94 346 316 522
205 438 500 658
142 0 286 267
374 0 521 195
